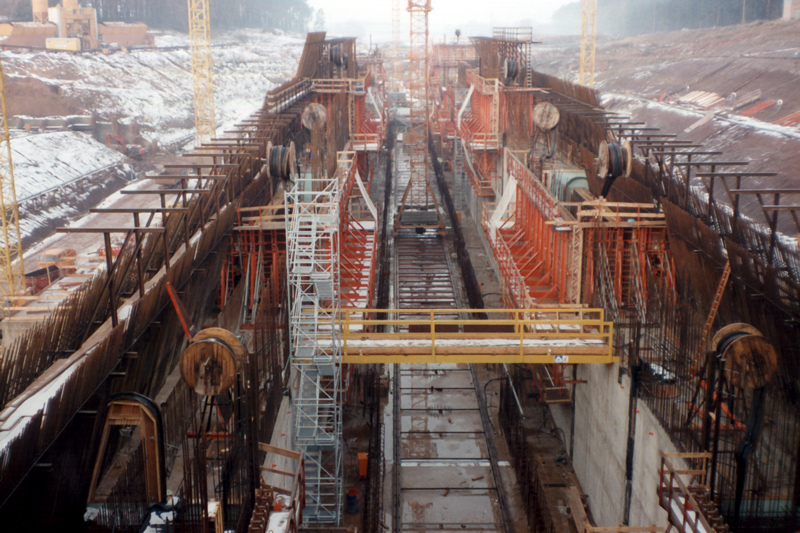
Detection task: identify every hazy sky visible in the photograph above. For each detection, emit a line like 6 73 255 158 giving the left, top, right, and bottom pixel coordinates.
307 0 576 41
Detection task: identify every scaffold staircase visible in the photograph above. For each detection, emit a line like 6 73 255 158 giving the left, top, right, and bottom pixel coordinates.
286 174 343 524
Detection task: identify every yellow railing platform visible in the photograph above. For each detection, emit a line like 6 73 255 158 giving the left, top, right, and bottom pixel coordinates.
338 308 616 364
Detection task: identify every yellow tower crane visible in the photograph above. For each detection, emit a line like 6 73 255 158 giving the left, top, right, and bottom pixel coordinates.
0 57 24 300
579 0 597 88
187 0 216 147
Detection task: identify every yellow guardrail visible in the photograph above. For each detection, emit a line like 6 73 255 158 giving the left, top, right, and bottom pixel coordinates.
337 308 616 364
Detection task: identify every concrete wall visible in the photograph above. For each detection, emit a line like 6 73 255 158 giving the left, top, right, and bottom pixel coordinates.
553 362 684 529
785 0 800 19
572 363 631 527
628 405 683 528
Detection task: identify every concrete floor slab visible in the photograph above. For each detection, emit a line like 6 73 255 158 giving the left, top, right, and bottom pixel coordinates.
400 463 495 489
399 370 474 389
401 433 488 459
401 411 484 433
401 488 501 530
400 388 479 410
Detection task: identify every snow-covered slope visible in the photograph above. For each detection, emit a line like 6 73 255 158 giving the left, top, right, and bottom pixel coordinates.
11 131 125 201
2 29 305 145
2 29 305 245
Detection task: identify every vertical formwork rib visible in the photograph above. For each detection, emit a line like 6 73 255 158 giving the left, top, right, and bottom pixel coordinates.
286 174 342 523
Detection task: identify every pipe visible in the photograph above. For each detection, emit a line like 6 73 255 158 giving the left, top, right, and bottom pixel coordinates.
539 125 558 170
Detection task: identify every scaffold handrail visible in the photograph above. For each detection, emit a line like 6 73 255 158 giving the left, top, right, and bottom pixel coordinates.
335 307 615 364
658 452 722 533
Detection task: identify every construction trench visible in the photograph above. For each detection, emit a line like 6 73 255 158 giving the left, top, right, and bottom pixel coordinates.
0 21 800 533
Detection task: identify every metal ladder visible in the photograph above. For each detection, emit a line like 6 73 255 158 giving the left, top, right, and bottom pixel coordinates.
692 260 731 367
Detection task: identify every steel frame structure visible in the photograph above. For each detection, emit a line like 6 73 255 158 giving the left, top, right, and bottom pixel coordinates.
225 197 286 316
396 0 442 230
337 152 378 313
284 104 380 524
457 69 503 198
482 149 674 402
339 307 615 364
188 0 216 146
0 57 23 298
286 170 343 523
486 151 580 307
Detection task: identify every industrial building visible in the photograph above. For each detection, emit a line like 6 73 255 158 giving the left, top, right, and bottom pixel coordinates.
0 1 798 532
0 0 153 50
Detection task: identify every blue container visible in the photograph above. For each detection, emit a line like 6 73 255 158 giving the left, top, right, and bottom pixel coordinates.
345 489 359 514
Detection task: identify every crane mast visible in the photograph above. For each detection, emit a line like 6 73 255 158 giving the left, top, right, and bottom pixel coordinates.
188 0 216 146
579 0 598 88
0 57 24 300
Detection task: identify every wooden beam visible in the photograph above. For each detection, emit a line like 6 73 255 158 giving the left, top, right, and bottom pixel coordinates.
163 163 239 168
144 174 228 180
182 152 259 158
649 151 723 157
696 172 777 177
90 208 188 214
56 227 166 233
729 189 800 194
120 189 212 194
258 442 302 460
760 205 800 211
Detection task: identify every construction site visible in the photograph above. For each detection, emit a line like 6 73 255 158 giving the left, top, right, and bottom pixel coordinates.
0 0 799 532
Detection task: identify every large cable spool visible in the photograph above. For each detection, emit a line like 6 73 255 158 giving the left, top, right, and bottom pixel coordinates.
711 323 778 390
179 327 246 396
532 102 560 132
266 141 296 181
598 140 632 197
597 140 632 180
503 59 519 82
302 103 327 132
330 45 344 67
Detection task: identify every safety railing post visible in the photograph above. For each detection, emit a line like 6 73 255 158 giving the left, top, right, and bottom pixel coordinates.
518 310 524 363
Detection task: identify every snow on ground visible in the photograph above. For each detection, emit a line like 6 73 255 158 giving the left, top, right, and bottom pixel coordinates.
1 29 305 246
11 130 125 201
1 30 305 147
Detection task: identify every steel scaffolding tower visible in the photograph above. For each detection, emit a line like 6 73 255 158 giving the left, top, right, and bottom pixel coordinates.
0 57 24 299
286 171 342 523
396 0 441 229
407 0 430 206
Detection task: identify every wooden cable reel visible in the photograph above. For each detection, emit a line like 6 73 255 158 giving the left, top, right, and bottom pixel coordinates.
711 323 778 390
301 102 327 131
532 102 560 132
597 140 632 180
598 139 632 197
179 327 246 396
531 102 560 164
